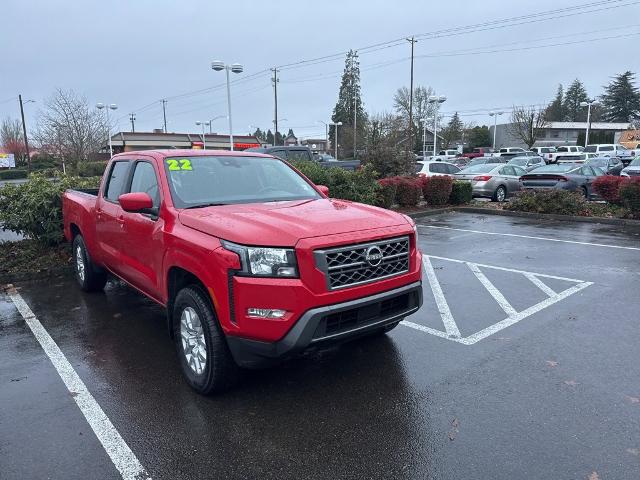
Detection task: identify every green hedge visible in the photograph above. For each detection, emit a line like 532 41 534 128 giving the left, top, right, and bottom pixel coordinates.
76 161 108 177
0 169 28 180
449 181 473 205
0 174 101 245
293 161 381 206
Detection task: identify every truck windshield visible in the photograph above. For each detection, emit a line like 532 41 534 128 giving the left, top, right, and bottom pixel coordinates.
163 155 321 208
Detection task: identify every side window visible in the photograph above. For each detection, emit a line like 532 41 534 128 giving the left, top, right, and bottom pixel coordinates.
270 150 288 160
430 163 445 173
500 166 516 176
105 161 130 202
129 162 160 208
288 150 312 162
446 164 460 174
600 146 614 151
512 166 526 176
581 167 595 176
557 147 568 152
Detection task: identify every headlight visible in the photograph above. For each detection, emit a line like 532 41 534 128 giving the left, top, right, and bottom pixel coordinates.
221 240 298 278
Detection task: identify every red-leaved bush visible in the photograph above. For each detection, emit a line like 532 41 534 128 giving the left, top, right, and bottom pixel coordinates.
376 177 399 208
422 175 454 206
593 175 625 204
619 178 640 217
381 176 421 206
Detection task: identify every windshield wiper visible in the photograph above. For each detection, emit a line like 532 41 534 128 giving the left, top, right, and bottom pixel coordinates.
184 203 228 209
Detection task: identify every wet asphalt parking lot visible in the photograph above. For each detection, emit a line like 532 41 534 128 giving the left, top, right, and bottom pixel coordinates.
1 212 640 480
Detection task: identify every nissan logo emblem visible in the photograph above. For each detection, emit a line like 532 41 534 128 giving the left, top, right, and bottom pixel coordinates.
365 246 383 267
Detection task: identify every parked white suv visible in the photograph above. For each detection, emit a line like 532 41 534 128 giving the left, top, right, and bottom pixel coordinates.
493 147 526 157
430 149 459 161
584 144 635 163
530 146 556 163
548 145 585 163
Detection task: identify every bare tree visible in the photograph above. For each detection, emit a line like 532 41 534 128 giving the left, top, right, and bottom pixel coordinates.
394 86 440 128
508 106 549 148
33 89 107 168
1 117 27 165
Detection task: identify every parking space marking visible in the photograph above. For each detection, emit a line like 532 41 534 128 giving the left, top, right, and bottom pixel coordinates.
401 255 593 345
419 225 640 251
6 287 151 480
422 256 461 338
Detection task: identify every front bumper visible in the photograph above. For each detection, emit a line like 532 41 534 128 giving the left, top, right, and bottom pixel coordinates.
226 281 422 368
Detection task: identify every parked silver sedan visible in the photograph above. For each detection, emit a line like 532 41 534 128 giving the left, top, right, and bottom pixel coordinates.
455 163 526 202
507 155 546 171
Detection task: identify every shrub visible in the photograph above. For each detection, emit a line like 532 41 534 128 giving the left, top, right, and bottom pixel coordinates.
362 147 415 177
619 178 640 217
593 176 625 204
292 161 380 205
423 175 454 206
0 169 28 180
76 161 108 177
0 174 101 245
376 178 398 209
393 177 422 207
449 180 473 205
505 189 588 216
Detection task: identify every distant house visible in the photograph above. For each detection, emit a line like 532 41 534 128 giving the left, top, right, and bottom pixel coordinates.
301 138 328 153
283 132 298 146
491 121 630 148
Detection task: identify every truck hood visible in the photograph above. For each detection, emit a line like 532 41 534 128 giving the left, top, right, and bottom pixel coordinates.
178 199 409 246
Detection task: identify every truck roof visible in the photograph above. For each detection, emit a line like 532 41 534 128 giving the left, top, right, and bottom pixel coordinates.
111 149 273 159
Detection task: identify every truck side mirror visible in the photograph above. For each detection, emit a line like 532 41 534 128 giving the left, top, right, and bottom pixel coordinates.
119 192 154 212
316 185 329 197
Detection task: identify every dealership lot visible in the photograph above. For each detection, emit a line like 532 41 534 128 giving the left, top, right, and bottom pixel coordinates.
1 212 640 480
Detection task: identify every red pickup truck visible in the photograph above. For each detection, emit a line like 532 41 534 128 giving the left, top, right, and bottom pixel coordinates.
63 150 423 394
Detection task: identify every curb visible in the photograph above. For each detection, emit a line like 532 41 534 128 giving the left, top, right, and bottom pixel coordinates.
406 205 640 227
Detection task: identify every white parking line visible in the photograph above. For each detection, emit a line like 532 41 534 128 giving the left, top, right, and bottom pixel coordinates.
419 225 640 251
402 255 593 345
422 256 461 338
467 263 518 317
7 287 151 480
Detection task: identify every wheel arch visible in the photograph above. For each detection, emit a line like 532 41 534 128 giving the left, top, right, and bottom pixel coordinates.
166 266 215 337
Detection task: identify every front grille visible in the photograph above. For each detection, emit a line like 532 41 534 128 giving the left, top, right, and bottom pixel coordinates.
315 236 410 290
312 291 413 340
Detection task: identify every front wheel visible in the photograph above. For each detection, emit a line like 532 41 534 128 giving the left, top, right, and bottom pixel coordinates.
72 235 107 292
173 286 240 394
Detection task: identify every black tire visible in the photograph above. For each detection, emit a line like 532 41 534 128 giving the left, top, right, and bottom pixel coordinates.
72 235 107 292
492 185 507 202
580 186 589 199
173 286 240 394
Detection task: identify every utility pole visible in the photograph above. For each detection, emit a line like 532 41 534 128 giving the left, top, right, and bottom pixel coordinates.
18 95 31 172
271 67 279 146
161 99 168 133
352 51 358 159
129 113 136 132
406 37 417 156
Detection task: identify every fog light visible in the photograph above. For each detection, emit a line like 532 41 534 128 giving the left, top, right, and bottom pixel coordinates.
275 266 297 277
247 308 287 319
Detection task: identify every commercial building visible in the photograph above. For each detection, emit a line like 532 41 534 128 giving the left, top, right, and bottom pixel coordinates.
104 131 265 153
490 121 630 149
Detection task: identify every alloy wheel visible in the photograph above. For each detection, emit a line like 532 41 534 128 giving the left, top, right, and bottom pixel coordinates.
180 306 207 375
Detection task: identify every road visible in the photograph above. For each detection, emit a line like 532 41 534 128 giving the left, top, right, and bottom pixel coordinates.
1 212 639 479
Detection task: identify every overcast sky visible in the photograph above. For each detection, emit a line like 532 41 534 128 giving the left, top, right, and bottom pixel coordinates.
1 0 639 140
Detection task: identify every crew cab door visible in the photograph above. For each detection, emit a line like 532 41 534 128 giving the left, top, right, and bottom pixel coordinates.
96 159 131 274
118 159 165 301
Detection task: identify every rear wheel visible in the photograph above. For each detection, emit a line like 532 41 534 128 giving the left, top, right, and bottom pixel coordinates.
72 235 107 292
173 286 240 394
580 186 589 199
492 185 507 202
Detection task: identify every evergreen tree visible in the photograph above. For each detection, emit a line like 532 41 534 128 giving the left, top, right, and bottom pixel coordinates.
266 129 274 145
252 128 266 141
600 71 640 122
563 79 589 121
440 112 463 148
545 84 565 121
275 131 284 145
467 126 492 148
331 50 367 156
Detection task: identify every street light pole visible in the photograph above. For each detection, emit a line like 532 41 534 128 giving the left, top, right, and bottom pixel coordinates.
97 103 118 158
428 95 446 156
196 121 210 149
489 111 504 150
419 118 428 157
18 95 32 172
330 122 342 159
212 61 244 151
580 100 597 147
